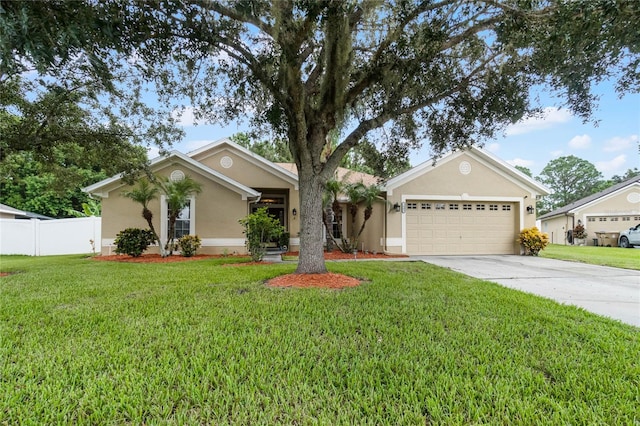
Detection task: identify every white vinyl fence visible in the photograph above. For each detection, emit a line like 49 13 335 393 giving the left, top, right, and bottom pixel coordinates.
0 217 101 256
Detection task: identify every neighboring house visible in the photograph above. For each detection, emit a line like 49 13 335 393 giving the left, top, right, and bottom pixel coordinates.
0 203 53 220
539 176 640 246
83 138 548 256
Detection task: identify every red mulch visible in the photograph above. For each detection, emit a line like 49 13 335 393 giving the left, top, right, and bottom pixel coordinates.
267 272 361 289
92 254 221 263
91 250 406 289
0 272 10 277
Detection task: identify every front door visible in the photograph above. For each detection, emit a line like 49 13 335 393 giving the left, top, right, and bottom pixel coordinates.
251 193 287 247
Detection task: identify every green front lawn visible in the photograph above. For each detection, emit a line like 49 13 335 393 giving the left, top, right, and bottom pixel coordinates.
541 243 640 270
1 255 638 424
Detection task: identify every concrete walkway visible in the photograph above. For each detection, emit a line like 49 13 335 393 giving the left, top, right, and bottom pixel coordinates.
413 255 640 327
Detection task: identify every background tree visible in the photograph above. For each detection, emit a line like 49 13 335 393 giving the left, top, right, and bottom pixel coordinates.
515 166 533 178
230 133 293 163
536 156 604 215
609 168 640 185
2 1 638 273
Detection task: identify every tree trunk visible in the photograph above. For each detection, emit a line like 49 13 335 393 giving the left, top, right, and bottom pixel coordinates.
295 171 328 274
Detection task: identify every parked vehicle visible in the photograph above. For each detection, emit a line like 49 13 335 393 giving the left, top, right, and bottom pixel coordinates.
618 224 640 248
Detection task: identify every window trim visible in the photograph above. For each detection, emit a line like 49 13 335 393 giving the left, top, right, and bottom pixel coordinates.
161 195 196 246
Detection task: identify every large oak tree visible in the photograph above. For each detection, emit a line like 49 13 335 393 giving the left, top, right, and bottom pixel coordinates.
2 0 638 273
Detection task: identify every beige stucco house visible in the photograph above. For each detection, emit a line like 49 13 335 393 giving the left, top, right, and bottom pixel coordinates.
539 176 640 246
84 138 548 256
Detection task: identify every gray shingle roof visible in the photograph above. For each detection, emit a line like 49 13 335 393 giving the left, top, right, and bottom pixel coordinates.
539 175 640 220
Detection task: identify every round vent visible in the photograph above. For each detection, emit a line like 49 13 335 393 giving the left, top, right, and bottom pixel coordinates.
459 161 472 175
170 170 185 182
220 156 233 169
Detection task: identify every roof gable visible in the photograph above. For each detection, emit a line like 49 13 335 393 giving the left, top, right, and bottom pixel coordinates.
539 176 640 220
383 147 549 196
188 138 299 189
83 151 261 200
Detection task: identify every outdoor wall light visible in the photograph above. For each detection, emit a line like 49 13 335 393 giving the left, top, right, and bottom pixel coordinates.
292 208 297 216
526 205 534 214
393 203 401 212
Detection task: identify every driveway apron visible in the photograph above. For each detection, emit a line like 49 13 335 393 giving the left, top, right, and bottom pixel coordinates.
414 255 640 327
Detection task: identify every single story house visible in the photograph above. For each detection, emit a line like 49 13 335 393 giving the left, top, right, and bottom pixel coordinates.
0 203 53 220
84 138 548 256
539 175 640 246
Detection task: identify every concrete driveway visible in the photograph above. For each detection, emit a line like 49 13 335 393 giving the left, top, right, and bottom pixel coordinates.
414 255 640 327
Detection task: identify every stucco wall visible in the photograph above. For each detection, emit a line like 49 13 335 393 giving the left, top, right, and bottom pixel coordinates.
385 151 540 254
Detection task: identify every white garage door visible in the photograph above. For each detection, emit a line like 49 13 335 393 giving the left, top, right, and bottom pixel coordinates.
406 201 517 255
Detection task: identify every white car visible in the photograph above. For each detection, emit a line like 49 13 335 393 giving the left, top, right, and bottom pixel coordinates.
618 224 640 248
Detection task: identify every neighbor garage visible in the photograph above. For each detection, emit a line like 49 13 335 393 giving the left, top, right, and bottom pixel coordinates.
405 200 517 255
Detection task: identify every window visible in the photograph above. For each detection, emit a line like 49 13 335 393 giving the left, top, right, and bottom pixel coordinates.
502 205 511 211
449 204 459 210
623 217 630 221
407 202 417 210
599 217 607 222
476 204 485 211
331 208 342 238
588 217 596 222
421 203 431 210
435 203 445 210
635 216 640 221
463 204 472 210
489 204 498 211
169 204 191 240
611 217 619 222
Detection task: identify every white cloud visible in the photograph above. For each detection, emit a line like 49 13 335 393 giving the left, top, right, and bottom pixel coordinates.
505 107 573 136
568 134 591 149
595 154 627 173
171 106 200 127
550 150 563 157
146 146 160 159
507 158 535 168
485 143 500 153
603 135 638 152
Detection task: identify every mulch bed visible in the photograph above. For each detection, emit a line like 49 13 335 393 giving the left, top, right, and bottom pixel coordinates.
90 251 407 289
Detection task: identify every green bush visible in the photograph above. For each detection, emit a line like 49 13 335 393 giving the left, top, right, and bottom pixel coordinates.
239 207 284 261
279 232 290 250
114 228 155 257
518 227 550 256
178 235 201 257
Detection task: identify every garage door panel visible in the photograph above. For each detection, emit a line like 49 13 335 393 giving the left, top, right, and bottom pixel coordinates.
406 200 516 255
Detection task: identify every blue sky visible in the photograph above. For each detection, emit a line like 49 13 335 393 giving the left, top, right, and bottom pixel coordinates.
157 82 639 180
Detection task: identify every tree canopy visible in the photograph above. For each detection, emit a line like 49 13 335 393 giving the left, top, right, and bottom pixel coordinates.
2 0 638 273
536 156 604 215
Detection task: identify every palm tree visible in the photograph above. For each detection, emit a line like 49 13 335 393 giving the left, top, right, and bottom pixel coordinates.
355 183 381 240
122 177 166 257
158 176 202 255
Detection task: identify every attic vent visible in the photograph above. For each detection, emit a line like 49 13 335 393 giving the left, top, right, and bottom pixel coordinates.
627 192 640 203
459 161 471 175
170 170 185 182
220 156 233 169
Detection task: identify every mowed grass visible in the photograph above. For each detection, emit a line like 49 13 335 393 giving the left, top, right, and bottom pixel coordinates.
541 243 640 270
1 255 638 424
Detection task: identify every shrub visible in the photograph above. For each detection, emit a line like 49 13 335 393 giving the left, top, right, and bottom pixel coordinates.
239 207 284 261
279 232 290 251
178 235 201 257
573 223 587 239
114 228 155 257
518 227 550 256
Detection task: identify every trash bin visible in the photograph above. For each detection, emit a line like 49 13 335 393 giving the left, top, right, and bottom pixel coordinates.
595 232 620 247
